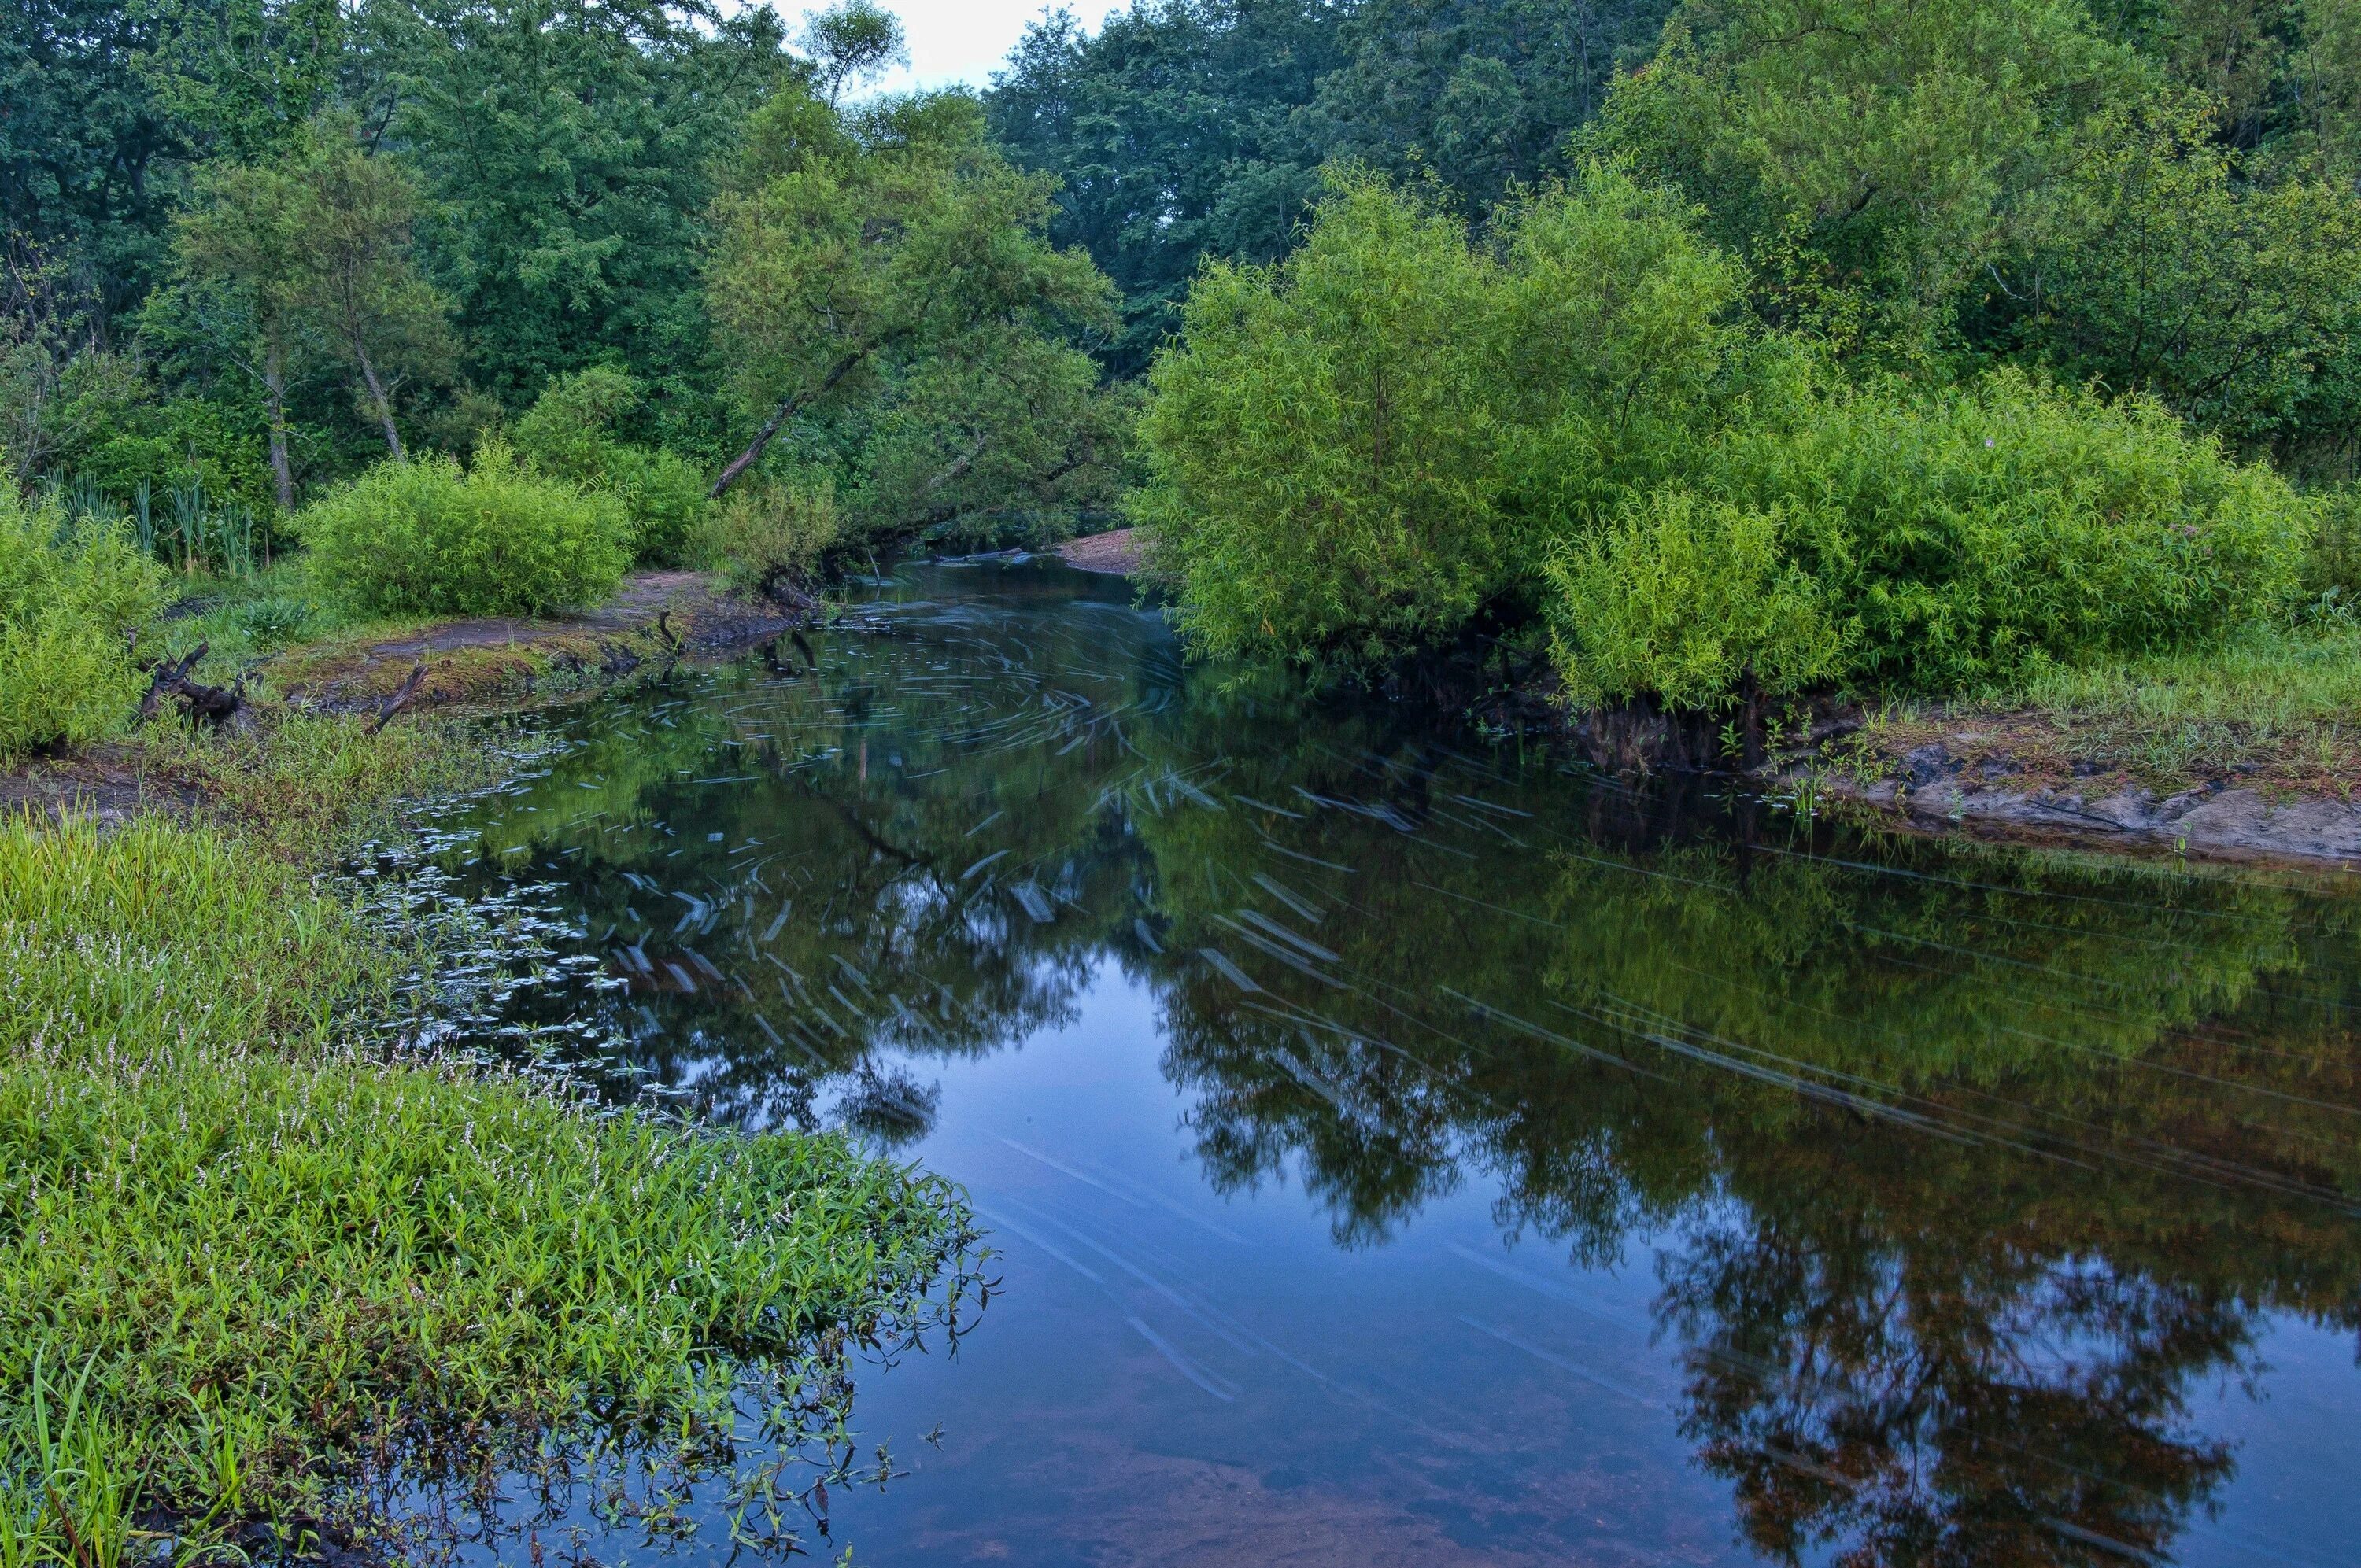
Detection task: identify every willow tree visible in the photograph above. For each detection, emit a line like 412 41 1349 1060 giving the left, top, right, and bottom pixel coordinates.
703 90 1115 504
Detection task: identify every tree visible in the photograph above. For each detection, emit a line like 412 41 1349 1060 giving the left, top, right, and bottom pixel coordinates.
703 90 1115 504
0 0 188 325
279 116 449 458
169 153 313 504
1308 0 1676 212
802 0 908 105
1591 0 2152 354
2011 98 2361 452
1134 167 1746 668
985 0 1348 375
353 0 796 411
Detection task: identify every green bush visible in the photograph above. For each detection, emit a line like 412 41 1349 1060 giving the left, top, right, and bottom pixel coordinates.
692 479 841 597
513 367 709 566
293 443 631 618
1712 367 2313 692
0 492 170 758
2306 482 2361 614
1548 367 2314 706
1135 167 1743 669
1546 490 1843 710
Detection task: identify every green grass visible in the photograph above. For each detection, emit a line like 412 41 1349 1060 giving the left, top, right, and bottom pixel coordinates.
1994 618 2361 786
0 729 980 1558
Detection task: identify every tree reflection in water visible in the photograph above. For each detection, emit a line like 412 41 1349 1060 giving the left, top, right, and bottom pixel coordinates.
450 562 2361 1566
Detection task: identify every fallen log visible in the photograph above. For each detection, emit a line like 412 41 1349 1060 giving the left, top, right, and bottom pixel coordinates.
136 642 247 730
368 662 428 734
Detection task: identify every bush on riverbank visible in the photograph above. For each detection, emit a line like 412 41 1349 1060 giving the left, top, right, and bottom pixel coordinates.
0 721 978 1548
0 493 170 759
1136 168 1742 669
1549 367 2315 707
513 367 711 566
1137 171 2318 710
294 443 631 619
694 477 842 598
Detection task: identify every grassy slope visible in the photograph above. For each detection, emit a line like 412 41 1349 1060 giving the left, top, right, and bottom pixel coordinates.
0 714 977 1559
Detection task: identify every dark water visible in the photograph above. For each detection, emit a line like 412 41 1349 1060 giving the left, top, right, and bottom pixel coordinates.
434 560 2361 1566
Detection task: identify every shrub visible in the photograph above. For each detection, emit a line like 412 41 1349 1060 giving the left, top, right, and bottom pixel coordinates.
0 492 169 758
692 479 841 597
2306 482 2361 615
1134 172 1507 667
293 443 630 618
1546 490 1843 710
1135 167 1744 669
514 367 709 566
1708 367 2313 694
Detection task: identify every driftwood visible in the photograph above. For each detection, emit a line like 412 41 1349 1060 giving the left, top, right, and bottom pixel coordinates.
368 662 427 734
137 642 247 730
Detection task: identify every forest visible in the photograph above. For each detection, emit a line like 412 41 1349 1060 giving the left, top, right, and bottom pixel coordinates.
10 0 2361 739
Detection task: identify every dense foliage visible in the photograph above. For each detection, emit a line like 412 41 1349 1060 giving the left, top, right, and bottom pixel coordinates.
512 367 710 566
0 493 168 757
986 0 1675 370
294 445 630 618
1138 168 1739 665
9 0 2361 692
1139 172 2315 703
1550 366 2312 704
4 0 1128 592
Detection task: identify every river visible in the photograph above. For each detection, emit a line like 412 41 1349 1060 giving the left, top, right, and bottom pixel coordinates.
423 559 2361 1566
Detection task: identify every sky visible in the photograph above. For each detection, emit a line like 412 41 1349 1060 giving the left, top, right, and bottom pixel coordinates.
841 0 1092 94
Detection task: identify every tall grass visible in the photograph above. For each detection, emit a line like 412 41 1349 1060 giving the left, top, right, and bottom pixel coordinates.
0 733 978 1551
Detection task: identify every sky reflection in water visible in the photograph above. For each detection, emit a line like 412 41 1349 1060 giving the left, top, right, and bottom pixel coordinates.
438 560 2361 1566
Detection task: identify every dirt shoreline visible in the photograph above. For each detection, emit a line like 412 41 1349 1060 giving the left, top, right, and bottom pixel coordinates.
1793 766 2361 867
1 570 811 828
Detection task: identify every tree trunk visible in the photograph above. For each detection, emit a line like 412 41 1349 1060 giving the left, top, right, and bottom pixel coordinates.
353 339 405 459
264 345 294 514
708 349 870 500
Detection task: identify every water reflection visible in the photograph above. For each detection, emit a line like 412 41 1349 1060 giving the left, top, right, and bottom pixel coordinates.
446 561 2361 1566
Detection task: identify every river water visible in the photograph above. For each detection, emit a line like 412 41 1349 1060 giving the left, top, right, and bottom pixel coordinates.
430 559 2361 1566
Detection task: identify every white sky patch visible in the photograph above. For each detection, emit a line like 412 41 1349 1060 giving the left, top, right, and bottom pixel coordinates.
730 0 1129 96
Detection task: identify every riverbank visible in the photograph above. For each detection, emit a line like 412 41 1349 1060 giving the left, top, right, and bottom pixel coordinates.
1040 531 2361 866
2 700 977 1557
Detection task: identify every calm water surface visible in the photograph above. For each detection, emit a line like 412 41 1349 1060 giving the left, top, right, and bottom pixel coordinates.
433 560 2361 1566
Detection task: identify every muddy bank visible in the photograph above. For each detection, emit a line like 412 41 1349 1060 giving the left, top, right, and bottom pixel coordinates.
1789 739 2361 868
276 570 814 710
1 572 814 829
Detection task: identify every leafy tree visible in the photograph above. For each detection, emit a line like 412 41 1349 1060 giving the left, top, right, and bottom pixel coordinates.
703 90 1117 518
985 0 1349 374
802 0 909 105
0 0 188 322
167 152 316 506
353 0 795 410
1136 167 1745 667
276 116 450 459
137 0 345 160
1591 0 2151 354
1308 0 1675 212
2010 97 2361 452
